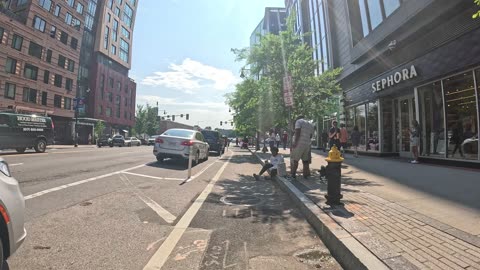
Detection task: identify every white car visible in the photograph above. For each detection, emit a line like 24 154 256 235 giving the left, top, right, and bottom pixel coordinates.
125 137 141 147
153 129 209 165
0 158 26 269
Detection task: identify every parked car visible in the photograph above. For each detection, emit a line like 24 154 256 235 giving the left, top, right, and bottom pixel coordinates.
97 135 112 147
201 130 225 155
0 112 54 153
0 158 26 269
125 137 141 146
139 138 148 145
153 129 209 165
110 135 125 147
148 135 159 146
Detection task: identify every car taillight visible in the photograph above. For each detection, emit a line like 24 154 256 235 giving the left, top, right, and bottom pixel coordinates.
155 137 164 143
181 140 194 146
0 205 10 224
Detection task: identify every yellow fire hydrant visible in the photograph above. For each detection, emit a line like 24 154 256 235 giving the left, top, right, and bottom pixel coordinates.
325 146 344 205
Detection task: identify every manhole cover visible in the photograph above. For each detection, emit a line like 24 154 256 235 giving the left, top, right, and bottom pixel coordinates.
220 195 263 206
294 248 332 265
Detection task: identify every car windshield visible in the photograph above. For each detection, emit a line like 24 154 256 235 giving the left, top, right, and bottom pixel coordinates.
162 129 194 138
125 137 131 140
202 131 219 140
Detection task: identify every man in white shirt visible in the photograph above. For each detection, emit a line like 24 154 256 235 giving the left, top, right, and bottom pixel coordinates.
254 147 284 180
291 115 314 179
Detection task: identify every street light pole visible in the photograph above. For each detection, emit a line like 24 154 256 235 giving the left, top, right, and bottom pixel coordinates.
74 103 78 147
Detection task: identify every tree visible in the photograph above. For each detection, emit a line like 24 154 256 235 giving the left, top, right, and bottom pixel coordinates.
228 13 342 135
133 104 159 136
94 121 105 142
473 0 480 19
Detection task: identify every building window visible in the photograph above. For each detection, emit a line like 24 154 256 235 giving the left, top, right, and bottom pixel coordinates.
76 3 84 14
17 0 28 5
123 4 133 27
115 94 120 105
124 97 127 106
67 0 75 7
43 70 50 84
60 31 69 44
33 16 46 32
28 42 43 59
54 94 62 108
5 58 17 74
116 81 121 91
116 106 120 118
355 0 402 39
41 91 48 105
86 14 94 30
0 27 4 44
107 13 111 22
119 39 129 63
121 26 130 39
65 78 73 91
58 55 66 68
71 17 81 29
24 64 39 81
124 110 127 119
97 105 103 115
4 83 16 100
54 4 61 16
112 19 118 41
38 0 52 11
117 0 123 5
46 49 52 63
111 45 116 55
104 26 109 49
108 92 113 102
108 77 114 88
354 104 367 151
23 88 38 103
54 74 63 87
367 101 379 151
107 0 113 9
11 34 23 51
50 25 57 38
65 12 73 25
71 37 78 50
129 0 135 6
115 7 120 16
67 59 75 72
64 97 72 110
106 107 112 117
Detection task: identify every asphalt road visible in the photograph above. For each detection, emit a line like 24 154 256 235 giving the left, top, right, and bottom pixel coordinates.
2 146 340 270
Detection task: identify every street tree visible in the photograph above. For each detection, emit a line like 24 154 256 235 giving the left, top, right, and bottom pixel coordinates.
473 0 480 18
94 121 105 142
228 13 342 136
133 104 158 136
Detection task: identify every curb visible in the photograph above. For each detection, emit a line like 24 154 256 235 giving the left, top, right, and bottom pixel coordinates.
248 148 389 270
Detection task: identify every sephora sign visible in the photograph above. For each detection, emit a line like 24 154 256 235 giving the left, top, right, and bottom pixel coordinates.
372 65 418 92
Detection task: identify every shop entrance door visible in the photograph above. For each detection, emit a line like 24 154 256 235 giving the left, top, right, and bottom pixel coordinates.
396 96 416 157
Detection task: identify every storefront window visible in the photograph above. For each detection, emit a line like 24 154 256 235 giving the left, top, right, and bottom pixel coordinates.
355 104 366 151
381 99 394 152
346 107 355 145
444 72 478 160
367 101 379 151
418 81 445 158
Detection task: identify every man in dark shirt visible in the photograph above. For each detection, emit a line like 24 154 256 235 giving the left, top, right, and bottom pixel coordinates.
328 120 340 149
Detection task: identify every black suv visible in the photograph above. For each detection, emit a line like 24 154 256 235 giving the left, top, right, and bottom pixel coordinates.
0 112 54 153
97 135 112 147
201 130 225 155
110 135 125 147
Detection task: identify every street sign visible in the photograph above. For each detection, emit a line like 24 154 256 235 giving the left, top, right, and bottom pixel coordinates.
283 75 294 107
73 98 85 110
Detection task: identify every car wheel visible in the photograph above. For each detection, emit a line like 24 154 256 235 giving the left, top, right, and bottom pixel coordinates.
34 139 47 153
110 144 113 147
128 143 131 147
156 156 164 163
16 147 26 153
0 239 4 270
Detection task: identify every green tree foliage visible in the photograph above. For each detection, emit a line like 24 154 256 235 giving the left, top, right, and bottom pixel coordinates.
94 121 105 140
473 0 480 19
133 104 158 136
228 13 342 135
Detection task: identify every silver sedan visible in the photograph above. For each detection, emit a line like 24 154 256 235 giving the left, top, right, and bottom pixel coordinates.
153 129 209 165
0 158 26 269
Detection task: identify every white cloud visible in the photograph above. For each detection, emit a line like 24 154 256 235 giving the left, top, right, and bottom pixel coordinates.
136 95 228 109
140 58 240 92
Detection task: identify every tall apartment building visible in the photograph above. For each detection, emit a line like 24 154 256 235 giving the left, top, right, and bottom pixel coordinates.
250 7 287 47
84 0 137 137
0 0 87 143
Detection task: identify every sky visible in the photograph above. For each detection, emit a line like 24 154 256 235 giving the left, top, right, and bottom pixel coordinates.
130 0 285 130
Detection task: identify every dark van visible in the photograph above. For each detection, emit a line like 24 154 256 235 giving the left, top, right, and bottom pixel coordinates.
201 130 225 155
0 113 55 153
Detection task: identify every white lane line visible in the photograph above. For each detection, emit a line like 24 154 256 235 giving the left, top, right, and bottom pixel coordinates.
190 158 222 180
143 151 233 270
122 172 184 181
120 173 177 224
9 163 24 167
24 163 148 200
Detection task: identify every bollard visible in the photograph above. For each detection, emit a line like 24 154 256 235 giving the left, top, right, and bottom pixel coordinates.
187 146 193 179
325 145 344 206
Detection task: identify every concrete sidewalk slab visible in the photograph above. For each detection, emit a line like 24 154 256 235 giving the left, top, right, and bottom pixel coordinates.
250 148 480 270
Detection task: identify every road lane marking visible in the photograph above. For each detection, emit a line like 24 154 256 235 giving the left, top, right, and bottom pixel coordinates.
120 173 177 223
143 151 233 270
24 163 148 200
9 163 24 167
179 156 223 185
122 172 184 181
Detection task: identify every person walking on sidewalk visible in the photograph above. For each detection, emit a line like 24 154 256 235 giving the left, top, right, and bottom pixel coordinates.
351 126 361 158
275 133 281 148
339 123 348 157
328 120 340 149
254 147 284 180
282 131 288 150
268 131 275 151
409 119 421 163
290 116 314 179
450 121 465 159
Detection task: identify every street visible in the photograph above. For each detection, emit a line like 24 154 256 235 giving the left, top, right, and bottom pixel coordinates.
2 146 340 270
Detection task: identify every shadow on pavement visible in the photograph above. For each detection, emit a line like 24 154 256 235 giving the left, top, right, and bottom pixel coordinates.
146 159 187 171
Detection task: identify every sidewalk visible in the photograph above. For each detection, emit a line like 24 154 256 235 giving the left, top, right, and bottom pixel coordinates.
48 144 97 149
253 148 480 270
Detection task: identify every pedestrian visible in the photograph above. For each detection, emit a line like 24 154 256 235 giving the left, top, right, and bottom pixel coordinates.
88 133 92 145
290 116 314 179
235 137 239 146
268 131 275 151
275 133 281 148
409 119 421 163
253 147 284 180
351 126 361 157
282 131 288 150
450 121 464 159
328 120 340 149
321 129 328 152
339 123 348 157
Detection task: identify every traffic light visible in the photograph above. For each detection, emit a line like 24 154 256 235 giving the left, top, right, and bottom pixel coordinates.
220 121 222 126
231 122 233 126
180 114 184 118
172 115 175 121
186 114 189 120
